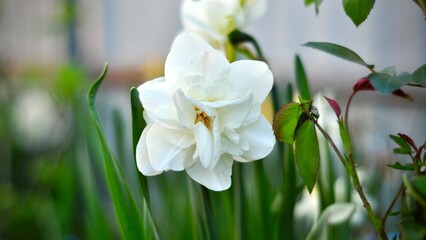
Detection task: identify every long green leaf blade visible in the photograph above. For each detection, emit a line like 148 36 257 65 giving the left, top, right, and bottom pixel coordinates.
303 42 374 70
295 120 320 193
130 87 146 154
87 64 157 239
294 55 312 100
130 87 150 207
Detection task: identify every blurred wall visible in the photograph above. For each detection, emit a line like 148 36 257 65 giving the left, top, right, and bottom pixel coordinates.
1 0 425 86
1 0 425 146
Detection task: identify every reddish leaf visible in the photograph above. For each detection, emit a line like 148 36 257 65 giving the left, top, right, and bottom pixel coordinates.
324 96 341 118
352 76 413 100
397 133 417 150
352 77 374 92
392 89 413 101
415 143 425 160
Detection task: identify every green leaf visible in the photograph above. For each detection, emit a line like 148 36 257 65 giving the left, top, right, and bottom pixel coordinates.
130 87 150 208
411 176 426 202
369 72 412 95
404 175 426 207
387 162 415 171
342 0 375 27
412 64 426 87
87 64 157 239
338 120 351 154
400 176 426 239
303 42 374 70
381 66 396 76
294 55 312 100
130 88 146 155
305 0 324 13
389 134 412 154
273 102 302 144
295 120 320 193
76 145 113 240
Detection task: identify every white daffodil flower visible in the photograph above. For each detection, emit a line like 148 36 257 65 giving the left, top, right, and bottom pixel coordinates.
180 0 267 49
136 32 275 191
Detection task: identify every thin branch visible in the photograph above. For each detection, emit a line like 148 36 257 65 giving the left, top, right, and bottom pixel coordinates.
382 183 405 227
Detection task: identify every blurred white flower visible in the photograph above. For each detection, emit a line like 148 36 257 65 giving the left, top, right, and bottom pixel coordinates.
180 0 267 49
136 32 275 191
11 88 67 150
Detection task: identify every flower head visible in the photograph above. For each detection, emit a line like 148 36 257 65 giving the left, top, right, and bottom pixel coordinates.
136 32 275 191
180 0 267 49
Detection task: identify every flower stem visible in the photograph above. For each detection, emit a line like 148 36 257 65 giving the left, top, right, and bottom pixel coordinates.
302 107 387 239
382 183 405 230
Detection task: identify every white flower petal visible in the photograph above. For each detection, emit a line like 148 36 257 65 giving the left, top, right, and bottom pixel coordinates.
211 116 222 167
146 124 195 171
136 124 162 176
180 1 239 47
165 32 214 81
228 60 273 104
186 154 233 191
189 50 230 84
217 92 253 129
237 116 275 161
193 122 214 168
174 88 196 129
138 77 179 129
165 129 195 149
242 0 267 24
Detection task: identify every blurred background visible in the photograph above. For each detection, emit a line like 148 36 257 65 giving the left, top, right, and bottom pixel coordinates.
0 0 425 239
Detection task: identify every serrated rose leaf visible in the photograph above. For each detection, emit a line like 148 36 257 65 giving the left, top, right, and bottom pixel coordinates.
295 120 319 193
368 72 412 95
273 102 302 144
342 0 375 27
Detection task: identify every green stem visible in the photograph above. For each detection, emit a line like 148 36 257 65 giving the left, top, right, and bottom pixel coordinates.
345 160 386 239
382 183 404 229
302 108 387 239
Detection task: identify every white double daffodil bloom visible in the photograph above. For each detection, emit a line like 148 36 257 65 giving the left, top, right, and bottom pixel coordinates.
180 0 267 49
136 32 275 191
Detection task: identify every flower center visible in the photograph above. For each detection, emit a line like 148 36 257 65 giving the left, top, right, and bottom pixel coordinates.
194 107 211 129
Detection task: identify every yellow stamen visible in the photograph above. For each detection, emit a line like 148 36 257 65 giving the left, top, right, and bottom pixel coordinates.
194 108 211 128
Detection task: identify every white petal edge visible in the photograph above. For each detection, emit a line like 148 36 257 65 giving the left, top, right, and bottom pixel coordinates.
236 116 275 162
165 32 214 82
173 88 196 130
193 122 214 168
217 92 253 129
136 123 162 176
186 154 233 191
242 0 267 26
137 77 180 130
146 123 195 172
228 60 273 104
